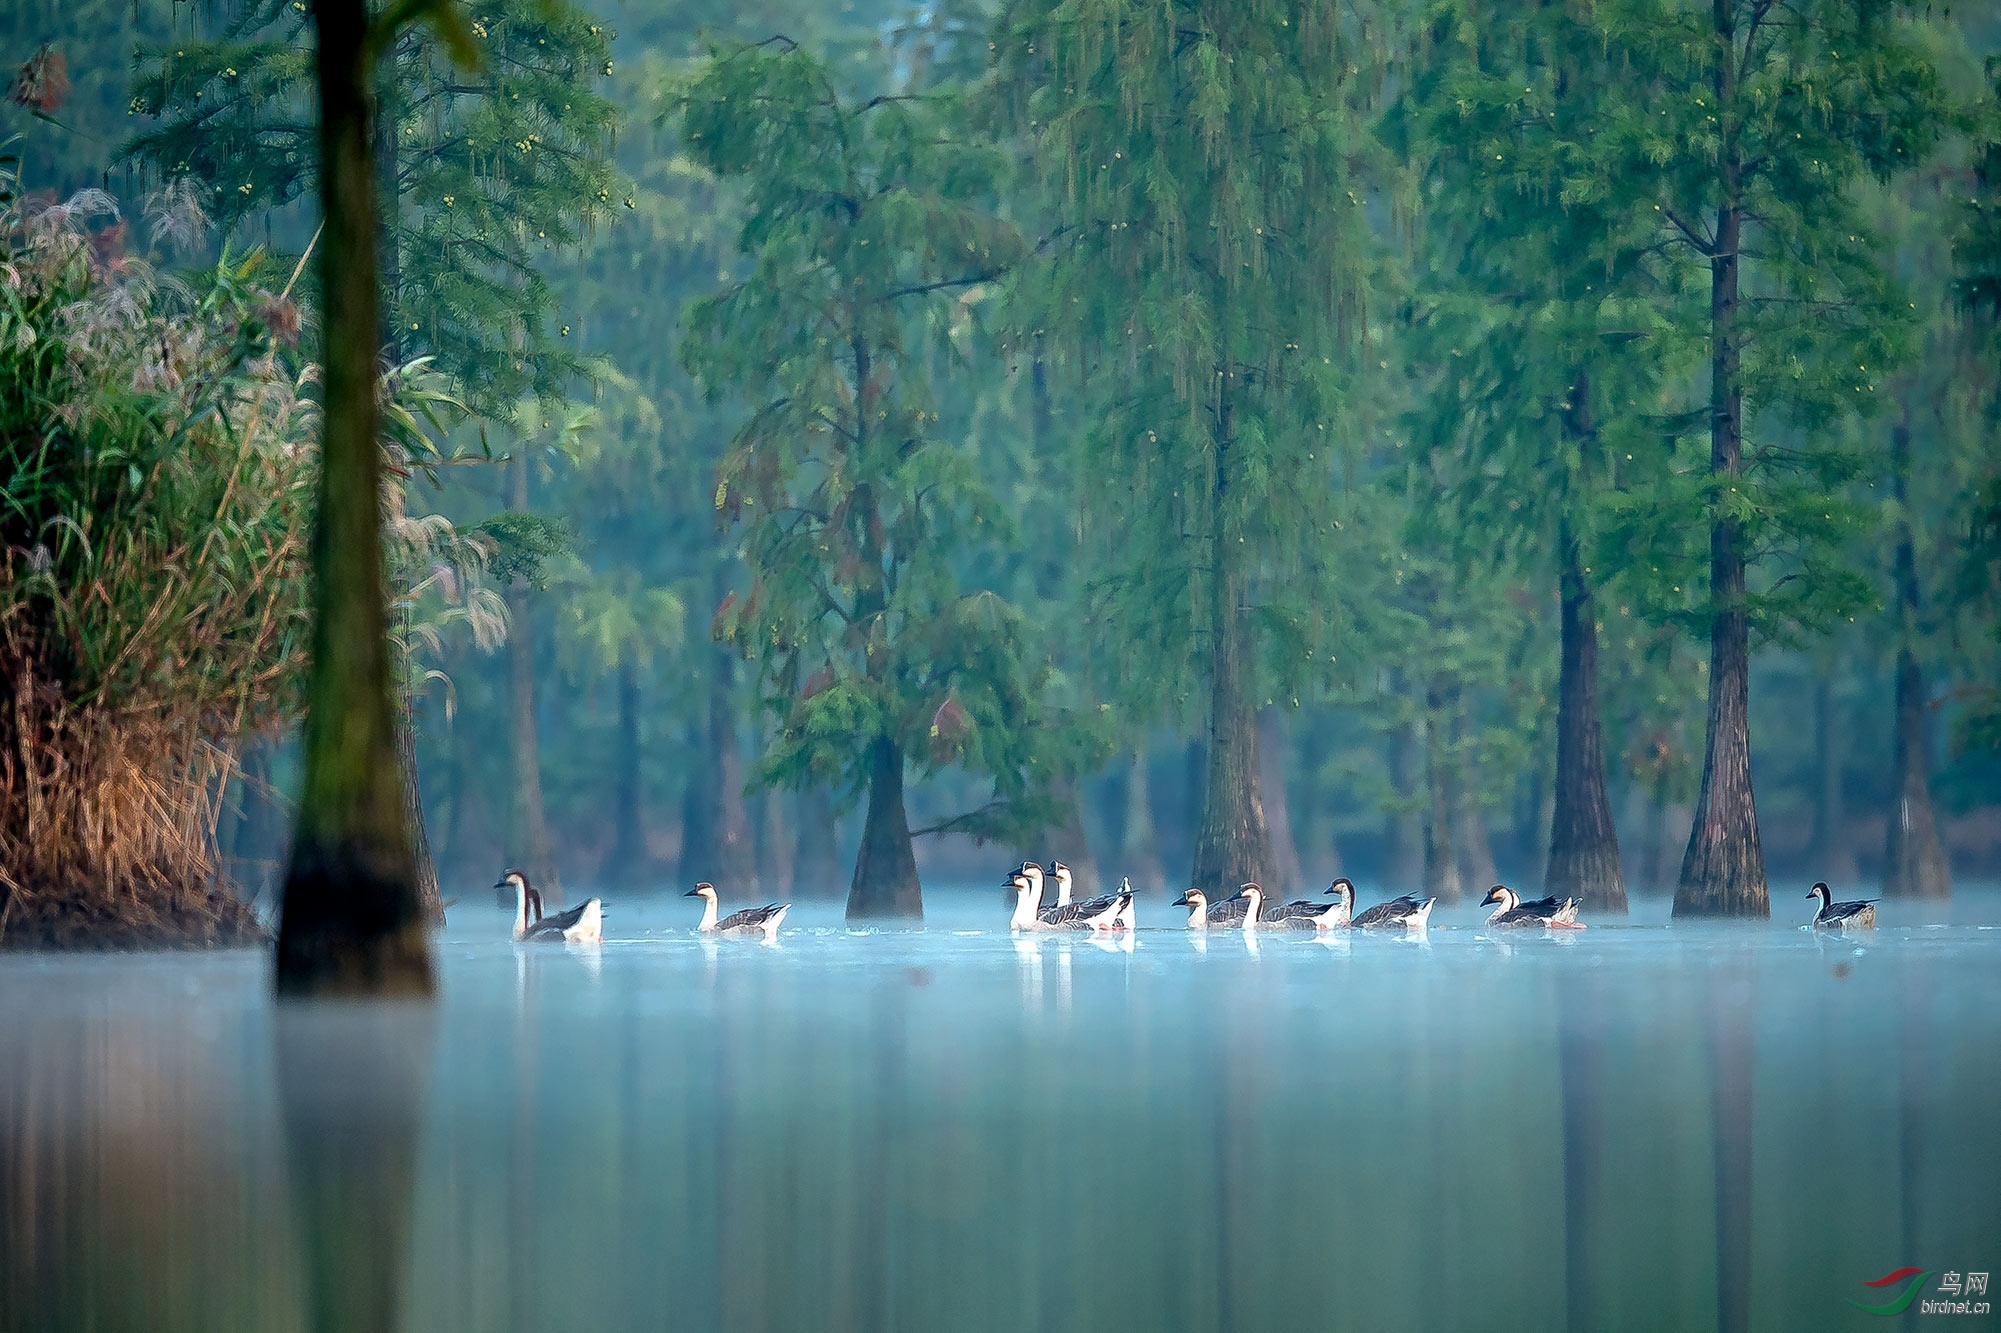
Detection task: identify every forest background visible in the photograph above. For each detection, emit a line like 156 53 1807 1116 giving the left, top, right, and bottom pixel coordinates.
4 0 1998 925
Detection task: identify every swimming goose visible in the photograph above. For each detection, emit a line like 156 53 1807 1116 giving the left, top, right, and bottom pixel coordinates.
1807 882 1877 930
1481 885 1584 930
500 869 604 945
685 882 789 937
1263 880 1349 930
1350 889 1436 930
1049 861 1131 931
1008 870 1057 931
1171 887 1250 929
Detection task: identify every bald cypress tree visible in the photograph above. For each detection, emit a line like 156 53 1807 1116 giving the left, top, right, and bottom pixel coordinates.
994 0 1376 892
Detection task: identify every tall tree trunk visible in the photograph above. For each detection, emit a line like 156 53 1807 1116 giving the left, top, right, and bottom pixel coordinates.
1676 81 1768 919
1421 681 1463 904
398 704 442 923
1884 422 1951 898
504 451 559 901
601 657 648 891
1257 707 1303 896
847 737 921 919
1811 673 1859 884
1547 508 1627 911
276 0 432 996
794 785 842 898
1120 750 1165 892
1191 376 1273 895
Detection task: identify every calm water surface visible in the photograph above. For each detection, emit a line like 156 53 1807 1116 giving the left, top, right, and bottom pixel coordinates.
4 887 1999 1332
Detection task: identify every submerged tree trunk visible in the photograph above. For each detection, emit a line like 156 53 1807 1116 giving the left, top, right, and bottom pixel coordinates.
1421 682 1463 904
1120 750 1165 893
1547 512 1627 912
848 737 921 919
504 452 559 902
601 658 648 891
794 785 843 898
1675 143 1768 918
275 0 431 996
1257 708 1303 897
1811 673 1859 884
1884 423 1950 899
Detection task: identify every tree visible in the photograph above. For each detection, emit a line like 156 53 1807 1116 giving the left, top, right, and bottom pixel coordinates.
995 0 1377 893
276 0 482 996
1603 0 1947 916
1393 0 1696 912
680 39 1044 920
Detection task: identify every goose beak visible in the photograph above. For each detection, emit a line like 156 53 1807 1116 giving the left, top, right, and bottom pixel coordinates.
1171 891 1191 906
683 888 701 898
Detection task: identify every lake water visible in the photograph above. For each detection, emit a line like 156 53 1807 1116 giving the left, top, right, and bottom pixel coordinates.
4 886 1999 1333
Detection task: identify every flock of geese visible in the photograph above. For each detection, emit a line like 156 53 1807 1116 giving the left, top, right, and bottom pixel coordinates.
495 863 1884 946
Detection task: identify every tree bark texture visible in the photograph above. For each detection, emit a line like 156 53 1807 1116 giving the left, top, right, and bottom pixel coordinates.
1675 100 1768 919
1547 513 1627 911
275 0 432 996
1256 708 1303 896
397 706 442 923
1884 423 1950 898
847 737 922 919
504 451 559 901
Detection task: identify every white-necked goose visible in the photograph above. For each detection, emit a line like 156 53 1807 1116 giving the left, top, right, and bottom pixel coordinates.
685 882 789 937
1264 879 1350 930
500 869 604 945
1350 889 1436 930
1050 861 1130 931
1481 885 1584 930
1807 882 1877 929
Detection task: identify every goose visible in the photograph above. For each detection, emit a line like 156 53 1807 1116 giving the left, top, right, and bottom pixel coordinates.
685 882 789 937
1263 880 1350 930
499 869 604 945
1480 885 1585 930
1807 882 1877 930
1174 883 1260 930
1049 861 1131 931
1007 869 1062 932
1350 889 1436 930
1171 887 1217 929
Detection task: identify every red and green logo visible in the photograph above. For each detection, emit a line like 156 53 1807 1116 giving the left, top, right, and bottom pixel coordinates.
1848 1267 1932 1316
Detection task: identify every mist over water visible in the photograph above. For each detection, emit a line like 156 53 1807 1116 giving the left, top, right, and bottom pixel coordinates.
5 888 2000 1333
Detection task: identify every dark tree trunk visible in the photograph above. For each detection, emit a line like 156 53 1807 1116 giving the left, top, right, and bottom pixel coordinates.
1191 375 1273 895
705 650 756 892
847 737 921 919
1120 750 1165 892
504 452 559 902
276 0 432 996
1884 423 1950 898
398 705 442 923
1547 512 1627 911
601 657 649 891
1811 673 1859 883
794 785 843 898
1421 681 1463 904
1675 105 1768 919
1257 707 1304 896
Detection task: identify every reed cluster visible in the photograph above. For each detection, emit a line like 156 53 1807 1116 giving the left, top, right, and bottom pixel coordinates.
0 188 313 947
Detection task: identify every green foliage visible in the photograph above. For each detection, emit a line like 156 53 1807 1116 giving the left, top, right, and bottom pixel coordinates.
994 0 1381 717
679 38 1048 824
126 0 623 414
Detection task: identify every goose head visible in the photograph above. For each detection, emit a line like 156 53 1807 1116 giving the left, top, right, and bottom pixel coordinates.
1047 860 1072 892
1233 883 1264 908
494 868 530 894
1324 877 1355 905
1481 884 1519 911
1171 889 1206 908
1807 882 1831 906
684 882 719 901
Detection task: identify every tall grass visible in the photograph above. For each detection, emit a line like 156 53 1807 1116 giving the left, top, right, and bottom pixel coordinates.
0 187 313 946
